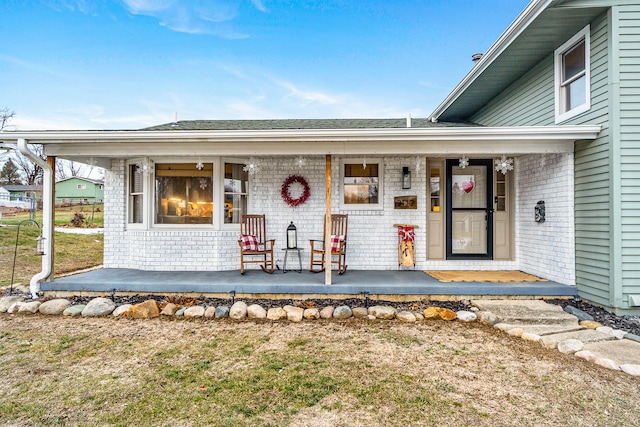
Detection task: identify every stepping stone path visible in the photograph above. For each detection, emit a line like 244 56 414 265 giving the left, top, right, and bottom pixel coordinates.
474 299 640 376
1 294 639 377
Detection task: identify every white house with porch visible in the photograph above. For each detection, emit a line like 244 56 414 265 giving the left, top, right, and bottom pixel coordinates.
5 0 640 315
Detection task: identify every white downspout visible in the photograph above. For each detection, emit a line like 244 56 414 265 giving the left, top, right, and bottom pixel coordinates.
17 138 53 299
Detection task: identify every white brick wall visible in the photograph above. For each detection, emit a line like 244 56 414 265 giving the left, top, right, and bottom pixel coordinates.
251 156 428 271
515 154 576 285
103 154 576 283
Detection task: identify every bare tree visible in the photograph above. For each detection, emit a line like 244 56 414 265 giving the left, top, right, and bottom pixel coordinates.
1 108 102 182
12 143 44 185
0 108 15 130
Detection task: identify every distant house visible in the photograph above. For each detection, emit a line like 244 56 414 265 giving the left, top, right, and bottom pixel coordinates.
0 184 41 208
55 177 104 204
0 184 41 201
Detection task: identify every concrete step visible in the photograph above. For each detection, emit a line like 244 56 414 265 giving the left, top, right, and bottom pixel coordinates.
472 299 579 325
495 323 584 336
539 329 616 349
583 340 640 367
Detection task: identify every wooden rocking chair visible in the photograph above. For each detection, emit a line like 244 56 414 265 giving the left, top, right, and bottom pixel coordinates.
309 214 348 275
238 214 275 274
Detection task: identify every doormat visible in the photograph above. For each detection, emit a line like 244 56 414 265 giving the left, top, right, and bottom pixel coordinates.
424 270 548 282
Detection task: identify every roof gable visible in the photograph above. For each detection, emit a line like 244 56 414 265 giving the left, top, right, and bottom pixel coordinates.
431 0 609 122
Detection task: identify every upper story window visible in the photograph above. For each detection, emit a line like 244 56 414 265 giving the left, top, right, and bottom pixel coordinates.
155 163 213 225
77 183 87 190
555 25 590 123
340 159 383 210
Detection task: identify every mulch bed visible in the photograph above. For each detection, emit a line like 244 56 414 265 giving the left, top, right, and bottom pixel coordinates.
545 298 640 337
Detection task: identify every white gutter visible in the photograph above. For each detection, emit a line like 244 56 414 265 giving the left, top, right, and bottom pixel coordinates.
17 138 53 299
429 0 553 121
0 125 600 144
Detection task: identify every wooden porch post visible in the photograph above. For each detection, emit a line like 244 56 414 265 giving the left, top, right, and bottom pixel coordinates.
47 156 55 281
325 154 332 285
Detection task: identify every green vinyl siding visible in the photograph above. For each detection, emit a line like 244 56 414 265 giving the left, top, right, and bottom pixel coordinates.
618 5 640 303
469 58 555 126
540 13 612 307
470 12 616 308
55 178 104 203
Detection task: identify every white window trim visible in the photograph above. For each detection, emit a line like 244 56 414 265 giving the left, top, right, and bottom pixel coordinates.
220 157 251 231
339 158 384 211
126 158 148 229
125 157 251 231
77 183 86 190
554 25 591 124
151 158 215 230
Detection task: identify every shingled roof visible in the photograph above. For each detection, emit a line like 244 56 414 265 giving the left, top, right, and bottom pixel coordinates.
143 118 472 131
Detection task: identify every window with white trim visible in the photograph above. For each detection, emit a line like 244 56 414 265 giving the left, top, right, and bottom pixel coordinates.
555 25 590 123
155 163 213 225
77 183 86 190
126 158 253 228
223 162 248 224
340 159 383 210
128 163 144 224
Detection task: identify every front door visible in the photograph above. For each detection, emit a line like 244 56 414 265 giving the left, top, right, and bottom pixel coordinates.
446 159 493 260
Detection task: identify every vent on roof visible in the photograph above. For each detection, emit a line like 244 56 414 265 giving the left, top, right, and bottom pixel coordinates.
472 53 483 63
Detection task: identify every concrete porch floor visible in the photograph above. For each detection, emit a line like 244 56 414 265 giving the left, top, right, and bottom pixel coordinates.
41 268 577 301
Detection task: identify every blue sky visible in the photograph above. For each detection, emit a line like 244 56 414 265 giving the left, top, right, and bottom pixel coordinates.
1 0 529 130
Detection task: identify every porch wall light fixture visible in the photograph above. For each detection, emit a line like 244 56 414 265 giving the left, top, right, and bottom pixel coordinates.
402 167 411 189
494 155 514 175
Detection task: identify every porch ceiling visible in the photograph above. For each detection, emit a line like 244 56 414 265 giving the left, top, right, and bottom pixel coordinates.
1 125 600 163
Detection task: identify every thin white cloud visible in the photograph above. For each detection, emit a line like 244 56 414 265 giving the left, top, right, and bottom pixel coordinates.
119 0 265 37
275 80 339 105
249 0 267 13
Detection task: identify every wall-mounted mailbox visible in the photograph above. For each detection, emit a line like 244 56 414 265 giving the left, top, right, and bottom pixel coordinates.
535 200 545 223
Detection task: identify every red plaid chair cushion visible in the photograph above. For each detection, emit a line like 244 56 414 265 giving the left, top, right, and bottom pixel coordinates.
240 234 260 251
330 234 345 252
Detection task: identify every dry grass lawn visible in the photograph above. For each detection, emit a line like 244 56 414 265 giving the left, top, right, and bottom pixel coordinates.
1 314 638 426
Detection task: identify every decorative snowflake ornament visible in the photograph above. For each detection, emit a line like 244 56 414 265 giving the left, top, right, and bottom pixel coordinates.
199 178 208 190
196 159 204 170
459 155 469 169
295 156 307 169
243 157 261 176
494 155 514 175
135 160 154 175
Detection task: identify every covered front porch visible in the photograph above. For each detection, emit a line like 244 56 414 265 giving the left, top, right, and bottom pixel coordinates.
41 268 576 300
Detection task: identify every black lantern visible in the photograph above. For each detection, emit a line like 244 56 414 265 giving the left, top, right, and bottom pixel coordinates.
402 167 411 189
287 221 297 249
